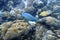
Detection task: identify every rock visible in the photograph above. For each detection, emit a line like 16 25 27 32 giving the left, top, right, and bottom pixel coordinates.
1 21 13 36
22 0 34 8
10 9 16 16
0 11 5 17
33 0 47 9
24 6 37 17
18 1 25 9
1 20 29 40
51 7 60 20
38 16 60 29
39 10 51 16
42 30 57 40
3 11 11 18
35 24 47 40
10 8 22 19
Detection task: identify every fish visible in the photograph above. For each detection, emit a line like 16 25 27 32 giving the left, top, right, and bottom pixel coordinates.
22 13 37 21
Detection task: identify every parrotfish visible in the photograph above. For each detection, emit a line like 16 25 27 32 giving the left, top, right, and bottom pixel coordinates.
22 13 37 21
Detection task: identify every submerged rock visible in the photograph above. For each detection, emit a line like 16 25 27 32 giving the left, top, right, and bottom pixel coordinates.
24 6 37 17
33 0 47 9
35 24 47 40
39 10 51 17
38 16 60 29
42 30 57 40
0 20 36 40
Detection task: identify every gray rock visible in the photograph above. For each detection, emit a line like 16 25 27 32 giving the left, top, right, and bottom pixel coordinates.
38 16 60 28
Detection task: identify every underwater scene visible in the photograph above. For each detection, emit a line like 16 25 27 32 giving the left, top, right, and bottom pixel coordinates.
0 0 60 40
